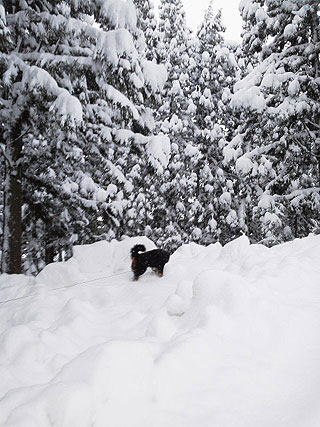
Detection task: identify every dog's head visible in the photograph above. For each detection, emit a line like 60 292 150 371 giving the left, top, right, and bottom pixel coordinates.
131 244 146 259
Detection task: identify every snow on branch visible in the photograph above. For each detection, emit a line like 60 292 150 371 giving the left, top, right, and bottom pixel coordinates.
223 134 243 163
98 0 137 32
231 51 305 113
102 84 139 120
38 12 100 40
0 4 8 36
50 90 83 125
0 5 5 23
141 60 168 92
276 188 320 202
146 135 171 174
239 0 260 20
62 170 130 215
3 59 19 85
133 134 171 173
258 193 275 210
35 12 137 70
95 28 136 66
105 159 133 193
236 154 254 175
21 64 82 124
231 85 266 112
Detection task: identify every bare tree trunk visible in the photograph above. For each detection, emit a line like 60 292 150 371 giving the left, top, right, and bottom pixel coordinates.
1 129 23 274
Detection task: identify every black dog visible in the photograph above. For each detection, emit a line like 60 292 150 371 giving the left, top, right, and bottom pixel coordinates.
131 244 170 281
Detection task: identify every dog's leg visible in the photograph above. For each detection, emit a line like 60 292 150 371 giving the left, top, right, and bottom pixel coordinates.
131 258 140 281
133 265 147 281
156 266 164 277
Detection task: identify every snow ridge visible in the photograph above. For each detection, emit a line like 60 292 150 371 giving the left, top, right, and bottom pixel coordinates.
1 235 320 427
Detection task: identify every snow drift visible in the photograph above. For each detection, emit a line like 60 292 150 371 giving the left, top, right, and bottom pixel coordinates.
1 235 320 427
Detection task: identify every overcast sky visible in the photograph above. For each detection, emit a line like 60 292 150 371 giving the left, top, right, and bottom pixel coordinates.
154 0 242 42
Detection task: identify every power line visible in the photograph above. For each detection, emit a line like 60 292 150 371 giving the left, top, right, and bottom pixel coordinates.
0 270 131 306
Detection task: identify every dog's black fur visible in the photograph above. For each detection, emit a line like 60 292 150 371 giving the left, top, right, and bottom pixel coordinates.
131 244 170 281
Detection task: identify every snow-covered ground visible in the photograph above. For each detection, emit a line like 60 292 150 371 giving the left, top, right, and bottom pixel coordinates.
1 235 320 427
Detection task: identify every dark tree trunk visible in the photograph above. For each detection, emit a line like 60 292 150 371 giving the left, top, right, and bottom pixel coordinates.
311 3 320 181
45 244 55 265
1 128 23 274
311 3 319 79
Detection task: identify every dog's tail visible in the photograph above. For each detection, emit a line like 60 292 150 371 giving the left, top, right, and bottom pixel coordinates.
131 244 146 258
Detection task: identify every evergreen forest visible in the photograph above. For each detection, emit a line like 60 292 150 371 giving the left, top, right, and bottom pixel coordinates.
0 0 319 274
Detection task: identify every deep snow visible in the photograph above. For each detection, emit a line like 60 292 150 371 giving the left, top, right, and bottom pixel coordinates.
1 235 320 427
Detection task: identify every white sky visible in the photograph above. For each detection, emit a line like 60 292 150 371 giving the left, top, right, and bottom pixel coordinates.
154 0 242 42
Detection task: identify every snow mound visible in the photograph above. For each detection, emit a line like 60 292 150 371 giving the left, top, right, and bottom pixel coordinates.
37 236 155 287
1 235 320 427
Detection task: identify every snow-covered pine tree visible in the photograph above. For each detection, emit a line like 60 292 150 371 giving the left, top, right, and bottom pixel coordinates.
80 0 169 245
125 0 175 245
0 0 168 273
0 3 8 267
229 0 320 244
0 2 82 273
187 3 241 245
133 0 158 61
153 0 197 249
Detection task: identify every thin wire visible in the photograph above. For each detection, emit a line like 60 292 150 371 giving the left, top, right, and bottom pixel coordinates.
0 293 39 305
51 271 131 291
0 270 131 306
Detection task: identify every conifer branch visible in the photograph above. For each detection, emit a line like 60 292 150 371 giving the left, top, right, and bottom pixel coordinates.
291 136 320 159
8 126 31 145
0 143 12 168
0 127 31 168
304 119 320 132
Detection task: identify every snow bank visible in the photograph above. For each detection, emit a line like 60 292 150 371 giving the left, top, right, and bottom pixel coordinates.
37 236 155 287
1 235 320 426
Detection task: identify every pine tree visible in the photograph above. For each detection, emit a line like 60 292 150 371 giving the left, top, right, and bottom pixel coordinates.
229 0 320 244
0 0 168 273
185 3 241 245
152 0 197 249
134 0 158 60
